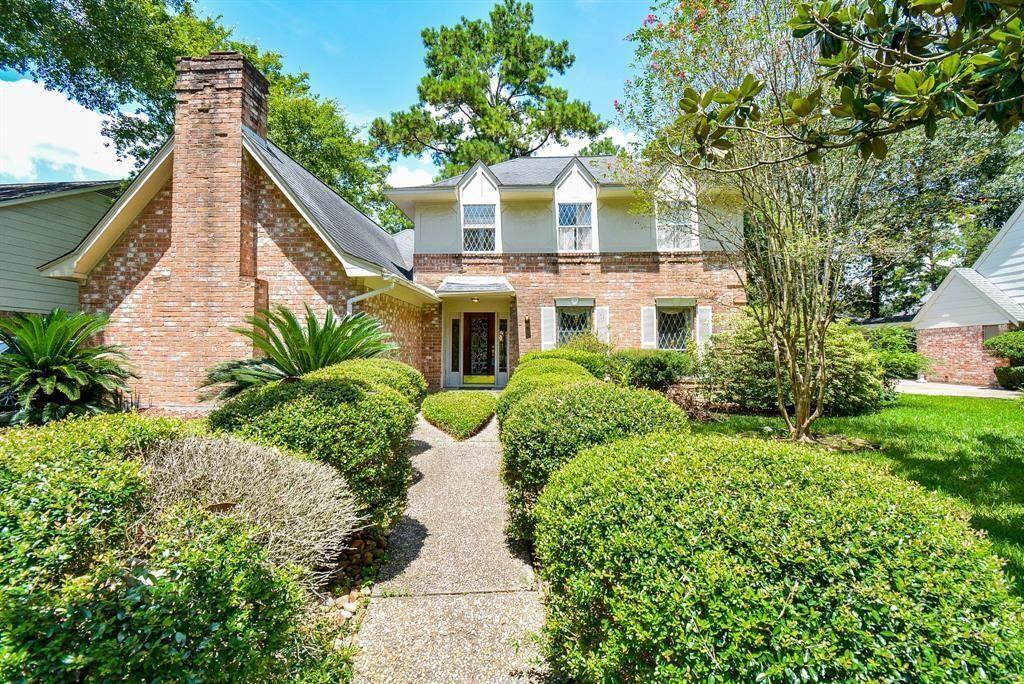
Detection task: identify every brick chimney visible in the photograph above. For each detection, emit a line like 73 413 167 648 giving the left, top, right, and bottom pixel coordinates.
153 52 269 406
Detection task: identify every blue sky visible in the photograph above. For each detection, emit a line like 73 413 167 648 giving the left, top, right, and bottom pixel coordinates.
0 0 650 185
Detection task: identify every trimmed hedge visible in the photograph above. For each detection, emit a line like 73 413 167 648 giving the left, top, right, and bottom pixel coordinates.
0 415 303 682
209 367 416 530
535 432 1024 681
519 349 608 379
422 390 496 439
701 318 886 416
317 358 428 407
610 349 693 390
985 329 1024 364
4 508 302 682
500 382 688 541
495 358 598 423
995 366 1024 390
0 413 195 588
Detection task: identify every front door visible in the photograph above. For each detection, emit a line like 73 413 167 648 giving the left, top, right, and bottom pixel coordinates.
462 312 495 384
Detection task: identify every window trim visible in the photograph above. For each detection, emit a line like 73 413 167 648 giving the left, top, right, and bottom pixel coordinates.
556 201 594 253
656 305 695 350
461 203 497 253
556 303 594 347
656 200 699 252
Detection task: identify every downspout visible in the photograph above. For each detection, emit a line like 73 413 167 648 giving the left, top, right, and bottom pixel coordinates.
347 277 396 316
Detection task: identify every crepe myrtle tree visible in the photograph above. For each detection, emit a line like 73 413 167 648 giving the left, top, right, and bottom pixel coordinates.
628 0 1024 170
623 142 881 440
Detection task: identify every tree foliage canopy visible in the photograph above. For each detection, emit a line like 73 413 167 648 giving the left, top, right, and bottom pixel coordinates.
370 0 604 178
629 0 1024 168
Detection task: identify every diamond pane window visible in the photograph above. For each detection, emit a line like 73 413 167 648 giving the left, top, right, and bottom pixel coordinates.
557 202 593 251
657 201 699 251
557 306 593 346
657 307 694 350
463 204 496 252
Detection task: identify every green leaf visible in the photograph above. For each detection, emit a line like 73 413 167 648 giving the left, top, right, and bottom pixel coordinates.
894 73 917 96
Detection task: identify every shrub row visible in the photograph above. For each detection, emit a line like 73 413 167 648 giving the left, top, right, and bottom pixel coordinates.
609 348 693 390
535 432 1024 681
985 329 1024 389
210 358 421 531
519 348 608 379
498 359 687 542
422 390 497 439
700 318 887 416
862 326 930 380
0 414 305 682
495 357 599 423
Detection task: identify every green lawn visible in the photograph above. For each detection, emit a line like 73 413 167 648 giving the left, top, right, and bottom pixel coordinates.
694 394 1024 590
422 390 497 439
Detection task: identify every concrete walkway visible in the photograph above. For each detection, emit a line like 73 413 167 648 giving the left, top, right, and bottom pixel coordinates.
895 379 1020 400
353 417 544 683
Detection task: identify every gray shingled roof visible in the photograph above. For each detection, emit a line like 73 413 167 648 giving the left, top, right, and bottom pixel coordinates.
0 181 119 203
436 276 514 295
243 127 412 279
426 155 622 188
392 229 415 270
955 267 1024 319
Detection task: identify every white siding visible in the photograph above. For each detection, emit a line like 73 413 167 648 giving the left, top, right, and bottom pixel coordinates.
916 274 1011 329
0 192 112 313
975 206 1024 301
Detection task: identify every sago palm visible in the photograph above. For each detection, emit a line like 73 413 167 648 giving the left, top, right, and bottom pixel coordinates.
0 309 135 425
200 305 397 401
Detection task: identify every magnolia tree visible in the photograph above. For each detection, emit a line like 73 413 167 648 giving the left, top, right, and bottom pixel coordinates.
627 0 1024 169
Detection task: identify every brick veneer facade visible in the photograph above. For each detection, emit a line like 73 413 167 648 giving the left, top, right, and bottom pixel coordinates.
918 325 1010 386
81 54 427 407
414 252 746 374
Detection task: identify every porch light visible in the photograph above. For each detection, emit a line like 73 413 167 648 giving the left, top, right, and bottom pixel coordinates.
471 296 480 303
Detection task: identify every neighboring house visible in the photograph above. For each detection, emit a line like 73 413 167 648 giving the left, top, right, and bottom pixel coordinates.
34 52 744 408
0 181 119 314
913 201 1024 385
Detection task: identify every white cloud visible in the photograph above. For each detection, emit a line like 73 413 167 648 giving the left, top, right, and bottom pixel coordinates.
0 79 136 181
387 164 434 188
535 126 640 156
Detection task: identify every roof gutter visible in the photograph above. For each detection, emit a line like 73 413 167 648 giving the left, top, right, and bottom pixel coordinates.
347 279 397 315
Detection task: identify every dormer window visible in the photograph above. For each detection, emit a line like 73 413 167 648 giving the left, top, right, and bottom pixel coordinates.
657 201 699 251
463 204 496 252
558 202 593 252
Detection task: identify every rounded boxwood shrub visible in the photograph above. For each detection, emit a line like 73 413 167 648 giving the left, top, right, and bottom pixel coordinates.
422 390 496 439
985 329 1024 365
701 317 886 416
500 383 688 541
209 371 416 530
317 358 427 407
610 348 694 390
535 432 1024 681
0 413 196 589
495 358 598 423
519 349 608 379
3 508 303 683
995 365 1024 390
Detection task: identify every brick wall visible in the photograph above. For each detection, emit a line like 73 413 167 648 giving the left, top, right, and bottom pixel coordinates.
918 325 1010 386
414 252 746 372
81 53 427 407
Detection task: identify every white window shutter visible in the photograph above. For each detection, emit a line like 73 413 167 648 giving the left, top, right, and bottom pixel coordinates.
695 305 713 346
640 306 657 349
594 306 610 344
541 306 556 350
